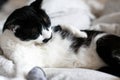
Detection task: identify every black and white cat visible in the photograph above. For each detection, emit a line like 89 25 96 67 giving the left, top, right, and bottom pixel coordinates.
0 0 120 80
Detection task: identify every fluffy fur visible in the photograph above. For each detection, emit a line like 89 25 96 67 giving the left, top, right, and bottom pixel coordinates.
0 0 120 80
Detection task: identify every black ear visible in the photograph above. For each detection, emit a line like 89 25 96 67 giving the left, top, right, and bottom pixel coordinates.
30 0 43 10
3 24 16 32
3 19 16 32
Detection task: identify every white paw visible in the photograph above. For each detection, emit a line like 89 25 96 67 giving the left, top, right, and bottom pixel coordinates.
60 25 87 38
76 31 87 38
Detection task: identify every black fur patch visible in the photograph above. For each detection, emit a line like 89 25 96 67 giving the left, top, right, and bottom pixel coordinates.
82 30 103 46
30 0 43 10
52 25 62 32
98 66 120 77
71 37 85 52
96 35 120 67
60 30 72 39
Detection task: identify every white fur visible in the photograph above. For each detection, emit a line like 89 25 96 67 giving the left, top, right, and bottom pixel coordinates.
35 27 52 43
42 28 52 39
0 29 106 80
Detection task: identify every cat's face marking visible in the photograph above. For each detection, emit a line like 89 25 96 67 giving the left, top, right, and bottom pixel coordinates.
3 0 52 44
35 27 52 43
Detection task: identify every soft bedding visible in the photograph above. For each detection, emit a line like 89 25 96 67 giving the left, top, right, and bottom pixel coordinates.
0 0 120 80
91 0 120 35
41 0 94 30
44 68 119 80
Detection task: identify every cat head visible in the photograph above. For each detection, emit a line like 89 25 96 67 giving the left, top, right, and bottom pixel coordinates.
3 0 52 43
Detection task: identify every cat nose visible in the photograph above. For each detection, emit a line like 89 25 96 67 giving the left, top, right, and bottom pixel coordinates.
43 38 50 43
42 35 52 43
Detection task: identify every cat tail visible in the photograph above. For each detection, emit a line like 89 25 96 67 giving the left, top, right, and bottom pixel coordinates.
99 49 120 77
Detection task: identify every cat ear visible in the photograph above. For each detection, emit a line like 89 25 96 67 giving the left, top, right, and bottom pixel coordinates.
3 20 13 32
3 19 19 32
3 24 19 33
30 0 43 10
9 25 20 32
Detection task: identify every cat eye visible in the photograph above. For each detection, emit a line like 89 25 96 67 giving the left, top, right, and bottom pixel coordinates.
32 33 39 38
46 28 49 31
42 26 50 31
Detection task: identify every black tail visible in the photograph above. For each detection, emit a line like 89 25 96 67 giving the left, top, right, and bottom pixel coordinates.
98 66 120 77
96 34 120 77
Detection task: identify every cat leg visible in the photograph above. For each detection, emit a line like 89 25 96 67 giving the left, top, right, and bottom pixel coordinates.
0 55 15 77
58 25 87 38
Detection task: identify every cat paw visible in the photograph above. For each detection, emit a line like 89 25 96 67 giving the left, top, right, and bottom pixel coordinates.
60 25 87 38
76 31 87 38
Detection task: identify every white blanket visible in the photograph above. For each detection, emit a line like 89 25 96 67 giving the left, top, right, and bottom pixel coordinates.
91 0 120 35
44 68 119 80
